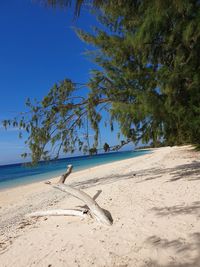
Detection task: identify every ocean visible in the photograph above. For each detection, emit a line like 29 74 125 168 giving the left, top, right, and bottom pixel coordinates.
0 150 150 190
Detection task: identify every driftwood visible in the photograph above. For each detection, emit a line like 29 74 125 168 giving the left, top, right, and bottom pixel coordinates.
28 209 88 218
28 165 112 226
58 164 73 184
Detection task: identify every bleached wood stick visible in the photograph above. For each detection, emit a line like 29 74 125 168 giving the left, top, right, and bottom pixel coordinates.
58 164 73 184
53 184 112 226
27 165 112 226
27 209 88 218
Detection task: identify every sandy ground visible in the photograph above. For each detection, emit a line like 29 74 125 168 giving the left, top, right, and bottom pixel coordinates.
0 146 200 267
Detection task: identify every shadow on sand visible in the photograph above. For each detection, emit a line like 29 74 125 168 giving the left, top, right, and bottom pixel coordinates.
138 160 200 183
68 157 200 266
151 201 200 217
143 233 200 267
68 160 200 192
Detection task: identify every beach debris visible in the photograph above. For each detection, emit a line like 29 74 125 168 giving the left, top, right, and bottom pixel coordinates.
27 165 113 226
58 164 73 184
44 181 51 185
28 209 88 219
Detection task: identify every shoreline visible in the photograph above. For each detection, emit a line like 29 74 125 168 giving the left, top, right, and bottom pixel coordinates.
1 145 200 267
0 149 153 200
0 149 151 192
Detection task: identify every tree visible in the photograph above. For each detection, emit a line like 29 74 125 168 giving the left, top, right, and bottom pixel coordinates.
4 0 200 163
77 0 200 146
103 142 110 152
89 147 97 155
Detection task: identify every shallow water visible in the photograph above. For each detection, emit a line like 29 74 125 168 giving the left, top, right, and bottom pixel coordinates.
0 150 150 189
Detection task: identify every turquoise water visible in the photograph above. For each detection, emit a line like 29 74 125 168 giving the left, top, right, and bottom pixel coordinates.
0 150 149 190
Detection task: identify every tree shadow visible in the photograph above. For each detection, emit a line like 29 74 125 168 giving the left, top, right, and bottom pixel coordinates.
137 161 200 184
68 160 200 192
151 201 200 217
70 171 138 189
167 161 200 182
67 162 200 192
142 233 200 267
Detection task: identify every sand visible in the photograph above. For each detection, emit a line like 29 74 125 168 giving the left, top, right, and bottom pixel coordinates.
0 145 200 267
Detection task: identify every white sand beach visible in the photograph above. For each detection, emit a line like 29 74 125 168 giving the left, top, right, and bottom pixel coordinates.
0 146 200 267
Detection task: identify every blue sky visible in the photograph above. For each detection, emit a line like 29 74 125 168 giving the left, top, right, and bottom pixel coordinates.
0 0 132 165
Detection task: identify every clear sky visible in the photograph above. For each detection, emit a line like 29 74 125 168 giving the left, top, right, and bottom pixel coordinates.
0 0 132 165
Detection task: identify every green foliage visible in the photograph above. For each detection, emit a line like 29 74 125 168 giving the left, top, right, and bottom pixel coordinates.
103 142 110 152
88 147 97 155
77 0 200 147
4 0 200 163
3 79 106 163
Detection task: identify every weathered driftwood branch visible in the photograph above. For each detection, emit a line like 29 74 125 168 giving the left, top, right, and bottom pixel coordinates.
53 184 112 226
28 165 112 226
27 209 88 218
58 164 73 183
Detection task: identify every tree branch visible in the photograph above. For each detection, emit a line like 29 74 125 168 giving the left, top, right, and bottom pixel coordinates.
58 164 73 183
27 165 113 226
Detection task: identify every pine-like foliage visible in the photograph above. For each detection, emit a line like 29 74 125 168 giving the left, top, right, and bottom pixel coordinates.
77 0 200 146
3 0 200 163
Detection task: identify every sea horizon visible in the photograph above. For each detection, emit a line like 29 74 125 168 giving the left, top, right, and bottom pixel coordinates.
0 149 136 167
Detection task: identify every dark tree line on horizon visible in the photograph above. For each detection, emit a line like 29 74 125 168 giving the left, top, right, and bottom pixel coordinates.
3 0 200 163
